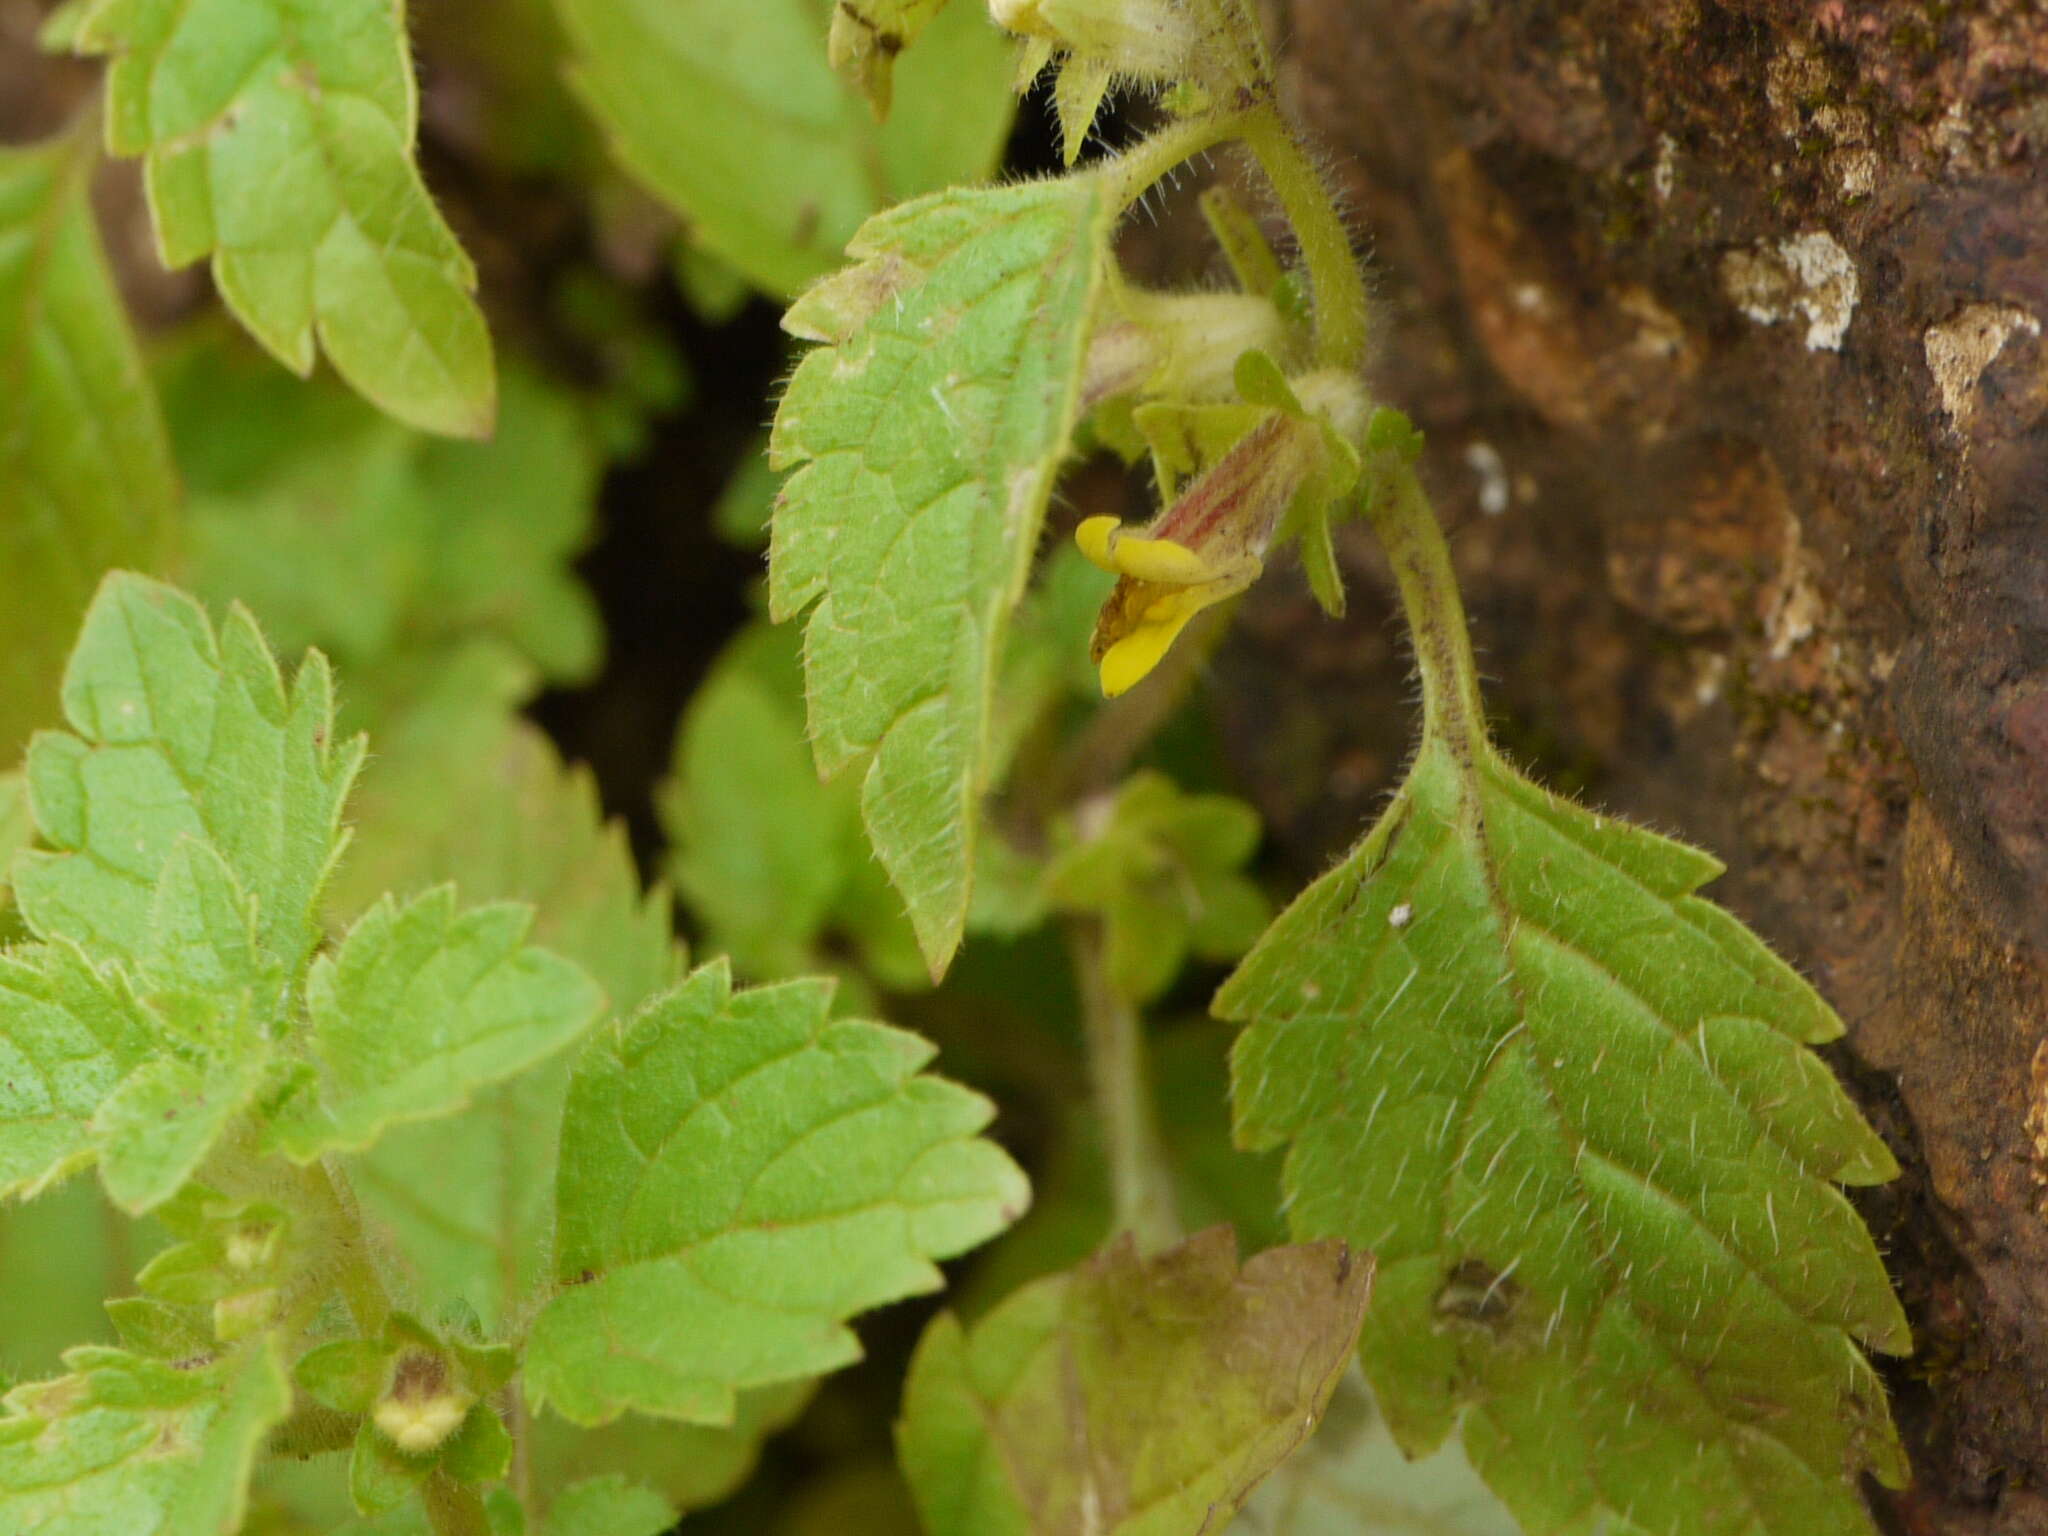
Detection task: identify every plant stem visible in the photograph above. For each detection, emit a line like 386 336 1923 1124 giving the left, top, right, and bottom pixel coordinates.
267 1404 358 1459
1104 108 1251 213
424 1470 493 1536
1068 923 1179 1252
297 1161 389 1337
1364 463 1490 758
1240 110 1370 371
508 1380 534 1510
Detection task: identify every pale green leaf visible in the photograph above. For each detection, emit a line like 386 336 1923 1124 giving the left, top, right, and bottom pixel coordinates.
0 944 154 1202
65 0 495 435
559 0 1015 298
0 1338 290 1533
94 1049 262 1215
323 649 678 1011
168 334 603 689
660 620 921 989
525 960 1028 1425
308 644 673 1333
543 1474 675 1536
1234 1372 1520 1536
12 573 363 982
1217 735 1908 1536
1043 771 1270 1002
898 1229 1371 1535
0 134 177 767
268 886 605 1161
336 669 681 1334
770 176 1117 972
94 841 274 1213
662 623 850 980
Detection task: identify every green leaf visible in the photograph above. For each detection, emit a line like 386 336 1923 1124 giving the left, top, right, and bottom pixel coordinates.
1234 1372 1520 1535
94 1048 263 1215
0 1177 141 1382
322 647 677 1013
0 1338 290 1533
528 1381 813 1517
295 1338 391 1416
0 944 156 1201
709 435 780 547
558 0 1015 299
661 622 851 980
660 620 923 990
63 0 495 435
898 1229 1371 1535
524 960 1028 1425
543 1475 675 1536
1217 735 1909 1535
269 886 605 1161
169 335 603 689
1043 771 1271 1002
12 573 363 981
315 648 677 1332
0 134 177 768
770 176 1118 973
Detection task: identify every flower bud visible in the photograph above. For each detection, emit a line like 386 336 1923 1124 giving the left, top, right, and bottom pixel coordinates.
987 0 1201 80
372 1349 475 1456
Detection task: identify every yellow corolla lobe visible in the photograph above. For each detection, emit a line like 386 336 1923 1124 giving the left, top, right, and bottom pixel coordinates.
1077 513 1263 697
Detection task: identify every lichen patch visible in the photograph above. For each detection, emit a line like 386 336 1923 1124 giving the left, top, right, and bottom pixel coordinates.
1924 303 2042 429
1720 231 1860 352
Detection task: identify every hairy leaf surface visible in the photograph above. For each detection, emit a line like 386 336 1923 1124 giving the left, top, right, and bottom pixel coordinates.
269 886 605 1161
3 579 346 1213
898 1229 1371 1535
0 135 176 766
0 1339 289 1532
12 574 362 982
63 0 494 435
1217 735 1909 1536
0 944 155 1202
770 176 1117 972
525 961 1028 1425
557 0 1013 298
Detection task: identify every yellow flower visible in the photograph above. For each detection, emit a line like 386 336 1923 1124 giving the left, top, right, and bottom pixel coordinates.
1077 412 1323 696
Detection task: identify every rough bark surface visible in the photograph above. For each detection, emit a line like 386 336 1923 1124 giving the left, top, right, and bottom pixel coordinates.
1209 4 2048 1530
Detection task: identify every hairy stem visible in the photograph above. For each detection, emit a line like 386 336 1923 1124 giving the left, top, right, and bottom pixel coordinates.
509 1380 534 1511
267 1404 358 1459
1105 109 1250 213
297 1161 389 1337
1240 109 1370 371
1069 923 1179 1252
424 1470 493 1536
1365 462 1489 757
